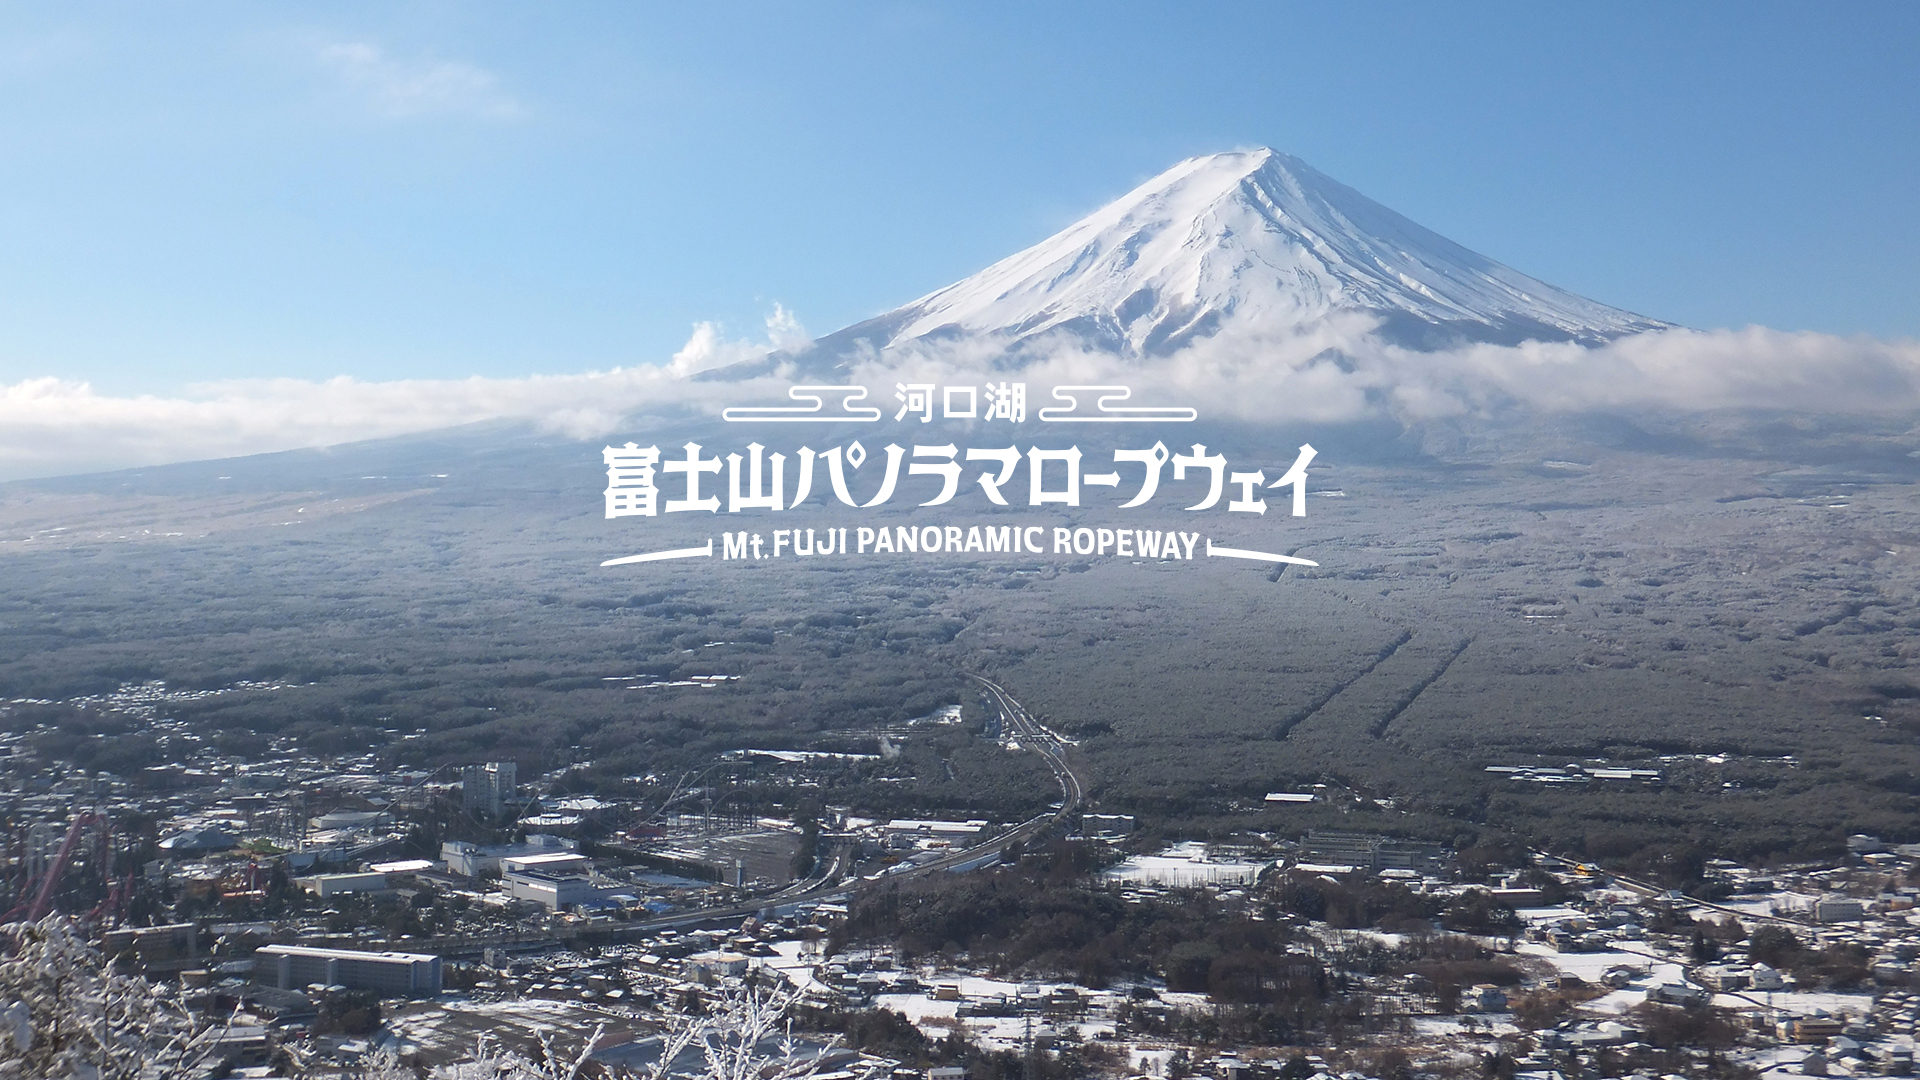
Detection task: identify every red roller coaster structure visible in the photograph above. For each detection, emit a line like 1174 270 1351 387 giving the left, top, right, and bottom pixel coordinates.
5 811 105 923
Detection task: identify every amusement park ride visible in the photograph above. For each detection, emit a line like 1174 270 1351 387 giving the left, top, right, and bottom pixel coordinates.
3 812 131 925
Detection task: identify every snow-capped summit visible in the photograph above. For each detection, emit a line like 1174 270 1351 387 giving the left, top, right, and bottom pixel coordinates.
723 148 1668 378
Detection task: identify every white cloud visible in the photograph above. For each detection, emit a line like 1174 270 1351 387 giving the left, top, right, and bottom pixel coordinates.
0 312 806 481
5 314 1916 482
667 304 808 377
851 321 1920 428
318 41 526 122
1422 326 1920 417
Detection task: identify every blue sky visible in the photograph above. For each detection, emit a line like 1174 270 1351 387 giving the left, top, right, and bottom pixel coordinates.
1 2 1915 396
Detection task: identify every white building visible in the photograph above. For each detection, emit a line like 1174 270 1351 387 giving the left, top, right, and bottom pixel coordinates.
1815 897 1866 923
309 810 391 831
503 869 598 911
257 944 442 997
555 796 614 819
685 949 752 984
882 819 988 848
369 858 439 875
462 761 518 818
500 851 592 875
441 834 576 877
296 872 388 897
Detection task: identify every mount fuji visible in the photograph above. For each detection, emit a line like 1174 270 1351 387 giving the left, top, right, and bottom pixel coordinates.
721 148 1669 379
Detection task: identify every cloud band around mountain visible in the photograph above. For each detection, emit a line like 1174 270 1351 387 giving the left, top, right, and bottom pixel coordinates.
2 322 1917 481
855 321 1920 427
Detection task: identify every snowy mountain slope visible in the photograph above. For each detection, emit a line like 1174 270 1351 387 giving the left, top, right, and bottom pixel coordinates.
719 148 1669 378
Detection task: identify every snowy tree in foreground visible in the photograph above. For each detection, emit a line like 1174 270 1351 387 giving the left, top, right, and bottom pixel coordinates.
428 982 872 1080
0 918 868 1080
0 917 211 1079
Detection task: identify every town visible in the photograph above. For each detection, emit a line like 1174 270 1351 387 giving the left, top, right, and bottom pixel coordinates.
2 7 1913 1080
3 678 1918 1080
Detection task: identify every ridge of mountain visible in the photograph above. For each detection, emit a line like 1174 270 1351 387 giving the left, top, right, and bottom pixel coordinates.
716 148 1669 380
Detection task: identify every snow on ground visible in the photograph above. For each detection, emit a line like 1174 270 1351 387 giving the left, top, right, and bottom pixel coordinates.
967 1015 1060 1050
873 976 1121 1052
873 992 956 1025
838 958 1172 1052
1132 1048 1178 1077
953 974 1025 999
1104 842 1269 887
1712 988 1876 1018
1583 988 1649 1015
385 995 645 1062
1327 928 1409 950
1632 960 1686 985
1512 905 1587 925
1411 1016 1518 1039
767 948 1053 1050
1714 897 1790 919
764 940 828 991
866 974 1032 1025
1514 941 1651 983
1749 1046 1829 1080
1552 955 1689 1015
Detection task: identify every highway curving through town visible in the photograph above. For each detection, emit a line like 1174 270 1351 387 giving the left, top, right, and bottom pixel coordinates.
297 676 1089 956
521 675 1090 946
969 673 1085 829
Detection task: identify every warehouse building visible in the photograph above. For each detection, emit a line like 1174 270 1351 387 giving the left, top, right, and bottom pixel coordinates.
1301 831 1446 874
255 944 442 997
503 868 599 911
440 834 577 877
295 872 388 897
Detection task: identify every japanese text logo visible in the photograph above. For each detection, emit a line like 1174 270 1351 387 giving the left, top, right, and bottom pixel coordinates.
599 383 1319 571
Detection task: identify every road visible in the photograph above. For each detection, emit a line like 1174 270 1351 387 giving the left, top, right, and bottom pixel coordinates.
1531 847 1811 928
669 675 1084 907
401 676 1089 954
612 676 1084 932
971 673 1086 825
